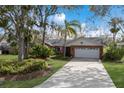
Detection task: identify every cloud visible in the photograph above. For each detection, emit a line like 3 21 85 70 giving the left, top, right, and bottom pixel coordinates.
75 23 86 37
48 14 115 38
81 23 86 28
85 27 111 37
81 23 86 32
48 13 65 25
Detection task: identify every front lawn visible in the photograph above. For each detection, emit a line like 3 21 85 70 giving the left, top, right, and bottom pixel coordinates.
0 55 70 88
0 55 17 63
103 61 124 88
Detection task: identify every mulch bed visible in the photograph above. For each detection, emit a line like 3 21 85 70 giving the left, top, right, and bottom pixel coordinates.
0 69 51 81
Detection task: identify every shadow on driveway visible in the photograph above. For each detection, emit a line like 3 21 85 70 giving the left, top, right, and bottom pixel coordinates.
35 58 115 88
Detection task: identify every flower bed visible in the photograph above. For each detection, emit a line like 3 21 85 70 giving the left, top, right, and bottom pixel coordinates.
0 70 50 81
0 59 50 81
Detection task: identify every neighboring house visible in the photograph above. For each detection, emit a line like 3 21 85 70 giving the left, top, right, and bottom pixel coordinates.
46 37 103 59
117 42 124 48
0 40 10 54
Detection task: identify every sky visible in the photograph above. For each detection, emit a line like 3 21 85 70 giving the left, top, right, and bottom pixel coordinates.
1 5 124 38
48 5 124 38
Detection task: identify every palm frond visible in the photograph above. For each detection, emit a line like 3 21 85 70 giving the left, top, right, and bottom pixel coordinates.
69 20 81 32
70 20 80 24
67 26 77 37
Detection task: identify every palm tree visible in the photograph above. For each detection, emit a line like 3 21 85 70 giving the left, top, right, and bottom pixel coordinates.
61 20 81 57
109 18 120 43
110 28 119 43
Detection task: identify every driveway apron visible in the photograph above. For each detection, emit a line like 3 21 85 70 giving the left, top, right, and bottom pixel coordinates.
35 58 115 88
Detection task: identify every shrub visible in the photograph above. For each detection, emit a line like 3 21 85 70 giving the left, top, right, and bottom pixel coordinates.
103 43 124 61
0 59 48 75
9 42 18 55
31 44 54 58
120 56 124 63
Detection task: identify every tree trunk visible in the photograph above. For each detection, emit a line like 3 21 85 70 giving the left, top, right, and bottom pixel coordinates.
113 33 115 43
113 33 117 43
63 30 67 58
18 36 24 62
42 16 47 46
24 37 29 59
16 23 25 62
42 27 46 46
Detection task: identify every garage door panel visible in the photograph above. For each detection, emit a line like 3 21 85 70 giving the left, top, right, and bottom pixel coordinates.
75 47 99 58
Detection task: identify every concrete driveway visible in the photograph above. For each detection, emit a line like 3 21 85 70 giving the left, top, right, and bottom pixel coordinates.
35 58 115 88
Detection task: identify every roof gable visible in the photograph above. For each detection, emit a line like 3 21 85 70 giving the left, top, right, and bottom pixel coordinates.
67 37 103 46
47 37 103 47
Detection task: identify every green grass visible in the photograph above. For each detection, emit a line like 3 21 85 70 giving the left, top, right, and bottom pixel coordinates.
0 55 17 63
0 55 70 88
103 61 124 88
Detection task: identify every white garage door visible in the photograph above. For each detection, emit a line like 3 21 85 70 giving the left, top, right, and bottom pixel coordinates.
75 48 99 59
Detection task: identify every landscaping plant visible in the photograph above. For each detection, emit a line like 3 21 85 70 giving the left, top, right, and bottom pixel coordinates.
0 59 48 75
31 44 54 59
104 43 124 61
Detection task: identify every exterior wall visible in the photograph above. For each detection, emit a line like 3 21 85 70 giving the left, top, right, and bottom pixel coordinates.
53 45 103 59
99 46 103 59
70 47 74 57
66 47 71 56
117 45 124 48
54 46 64 54
0 50 2 54
70 46 103 59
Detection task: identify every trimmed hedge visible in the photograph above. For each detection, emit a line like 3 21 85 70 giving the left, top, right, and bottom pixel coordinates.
0 59 48 75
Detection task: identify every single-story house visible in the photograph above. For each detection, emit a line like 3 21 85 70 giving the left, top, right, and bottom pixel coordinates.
46 37 103 59
0 40 10 54
117 42 124 48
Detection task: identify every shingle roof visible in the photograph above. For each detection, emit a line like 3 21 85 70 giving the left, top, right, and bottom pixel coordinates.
46 37 103 47
46 39 72 46
117 42 124 46
67 37 103 46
